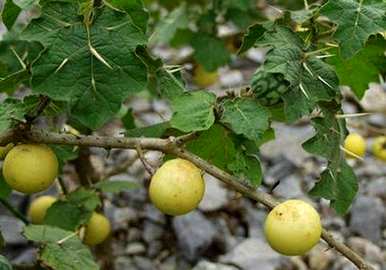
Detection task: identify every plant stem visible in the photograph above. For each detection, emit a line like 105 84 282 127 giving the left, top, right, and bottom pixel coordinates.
0 198 29 225
0 128 375 270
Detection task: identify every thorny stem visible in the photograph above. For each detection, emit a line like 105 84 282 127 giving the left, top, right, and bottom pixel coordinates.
0 129 375 270
0 198 29 225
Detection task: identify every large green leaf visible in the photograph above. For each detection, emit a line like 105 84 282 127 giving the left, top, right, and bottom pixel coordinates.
0 96 40 133
0 255 12 270
303 105 358 214
21 1 148 129
321 0 386 58
1 0 21 30
254 26 340 122
310 161 358 215
328 37 386 98
135 46 185 99
44 188 100 231
23 225 99 270
220 98 270 141
107 0 149 32
170 91 216 132
150 4 189 44
0 174 12 200
186 124 238 171
191 33 231 71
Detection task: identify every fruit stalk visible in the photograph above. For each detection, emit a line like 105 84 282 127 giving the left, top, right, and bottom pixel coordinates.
0 128 374 270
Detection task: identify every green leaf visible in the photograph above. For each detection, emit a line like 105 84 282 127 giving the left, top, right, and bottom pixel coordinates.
191 33 231 71
228 150 262 187
50 145 79 171
108 0 149 32
0 255 12 270
121 109 136 130
186 124 237 171
320 0 386 58
95 180 139 193
310 161 358 215
44 189 100 230
66 188 101 211
238 23 265 54
0 96 40 133
135 46 185 99
220 98 270 141
21 2 148 129
44 201 90 231
258 26 340 122
150 4 189 44
125 122 171 137
1 0 21 30
23 225 99 270
0 174 12 200
303 104 358 214
328 37 386 98
170 91 216 133
302 105 345 166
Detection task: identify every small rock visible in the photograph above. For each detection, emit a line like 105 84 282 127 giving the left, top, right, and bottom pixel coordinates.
219 238 285 270
199 174 229 212
114 256 134 270
242 201 266 238
366 177 386 199
173 211 217 262
349 196 385 243
111 207 138 231
273 174 304 199
347 237 384 264
143 204 166 225
260 123 314 166
263 159 297 185
0 216 27 245
147 240 163 258
11 248 37 266
308 244 335 270
127 227 142 242
192 260 239 270
132 256 157 270
125 242 146 255
143 221 164 243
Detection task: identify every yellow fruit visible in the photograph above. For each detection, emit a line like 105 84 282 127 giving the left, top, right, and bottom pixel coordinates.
0 143 14 160
264 200 322 256
344 133 366 158
28 196 56 224
149 158 205 216
193 64 219 88
84 212 111 246
3 144 59 194
372 136 386 162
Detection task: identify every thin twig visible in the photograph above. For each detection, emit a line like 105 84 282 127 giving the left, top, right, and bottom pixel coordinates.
135 144 155 176
103 153 138 178
0 128 375 270
57 177 68 195
0 198 29 225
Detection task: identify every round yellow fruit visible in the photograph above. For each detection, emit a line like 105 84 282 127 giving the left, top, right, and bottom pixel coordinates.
84 212 111 246
344 133 366 158
2 144 59 194
193 64 219 88
0 143 14 160
28 196 56 224
372 136 386 162
264 200 322 256
149 158 205 216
